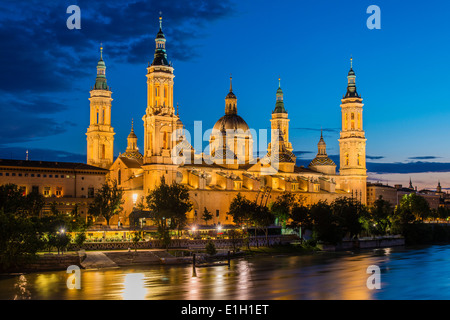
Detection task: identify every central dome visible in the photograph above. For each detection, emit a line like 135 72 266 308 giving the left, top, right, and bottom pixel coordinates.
212 114 250 132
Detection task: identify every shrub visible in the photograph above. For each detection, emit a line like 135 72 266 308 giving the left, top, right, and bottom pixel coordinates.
205 241 217 255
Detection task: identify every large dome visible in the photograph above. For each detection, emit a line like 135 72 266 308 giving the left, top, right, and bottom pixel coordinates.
212 114 250 132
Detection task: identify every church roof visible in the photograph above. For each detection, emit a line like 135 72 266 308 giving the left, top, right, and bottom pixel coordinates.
118 156 143 168
309 156 336 167
0 159 109 172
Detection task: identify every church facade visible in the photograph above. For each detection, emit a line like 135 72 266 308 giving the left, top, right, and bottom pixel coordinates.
88 16 367 227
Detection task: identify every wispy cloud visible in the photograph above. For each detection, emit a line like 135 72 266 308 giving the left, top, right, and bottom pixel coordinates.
408 156 441 160
367 155 385 160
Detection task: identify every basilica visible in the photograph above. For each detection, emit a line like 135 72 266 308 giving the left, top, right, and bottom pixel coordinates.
86 16 367 227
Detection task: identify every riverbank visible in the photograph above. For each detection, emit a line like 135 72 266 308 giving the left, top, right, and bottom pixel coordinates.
1 236 408 273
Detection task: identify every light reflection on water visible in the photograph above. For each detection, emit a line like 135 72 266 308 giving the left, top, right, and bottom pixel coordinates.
2 244 450 300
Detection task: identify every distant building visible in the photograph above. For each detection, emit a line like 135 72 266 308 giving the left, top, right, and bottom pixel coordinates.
366 182 398 207
367 180 441 210
0 159 108 219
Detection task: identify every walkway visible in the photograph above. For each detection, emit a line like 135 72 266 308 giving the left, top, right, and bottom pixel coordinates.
80 251 118 269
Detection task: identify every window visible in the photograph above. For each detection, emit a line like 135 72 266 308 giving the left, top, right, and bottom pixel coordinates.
49 175 52 178
43 174 46 178
56 187 62 197
55 175 58 178
216 210 220 217
0 173 2 176
37 174 40 177
18 173 22 177
12 173 16 176
43 187 51 197
19 186 26 196
32 186 39 193
5 173 9 176
88 187 95 198
31 174 35 177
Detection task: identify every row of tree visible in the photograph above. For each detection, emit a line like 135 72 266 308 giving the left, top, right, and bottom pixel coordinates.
0 184 92 271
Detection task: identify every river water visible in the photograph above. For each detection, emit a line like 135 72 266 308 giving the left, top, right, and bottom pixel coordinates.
1 244 450 300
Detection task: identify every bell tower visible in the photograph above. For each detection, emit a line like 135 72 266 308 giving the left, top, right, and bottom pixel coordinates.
142 15 182 190
269 78 293 153
86 45 115 169
338 58 367 204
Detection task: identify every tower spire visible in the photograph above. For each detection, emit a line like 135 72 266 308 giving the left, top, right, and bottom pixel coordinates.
345 56 359 98
225 75 237 115
273 77 286 113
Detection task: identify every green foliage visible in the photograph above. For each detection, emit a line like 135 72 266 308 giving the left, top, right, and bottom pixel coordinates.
0 208 43 271
74 232 87 248
269 192 297 227
205 241 217 255
201 207 213 226
146 177 192 247
362 196 393 236
228 193 253 226
88 179 124 226
331 197 366 239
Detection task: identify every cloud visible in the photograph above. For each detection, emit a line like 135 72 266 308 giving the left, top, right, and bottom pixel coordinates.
408 156 441 160
367 161 450 174
0 1 236 95
366 155 385 160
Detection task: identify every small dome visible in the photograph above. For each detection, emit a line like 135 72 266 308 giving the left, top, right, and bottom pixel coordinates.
212 114 249 132
226 91 237 99
309 157 336 167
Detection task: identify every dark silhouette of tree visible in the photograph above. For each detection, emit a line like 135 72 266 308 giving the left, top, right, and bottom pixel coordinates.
146 177 192 248
88 179 124 226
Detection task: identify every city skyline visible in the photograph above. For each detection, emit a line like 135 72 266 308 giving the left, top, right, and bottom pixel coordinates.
1 0 449 190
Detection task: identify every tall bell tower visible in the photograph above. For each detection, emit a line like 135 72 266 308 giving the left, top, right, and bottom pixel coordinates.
86 45 115 169
142 15 182 190
338 58 367 204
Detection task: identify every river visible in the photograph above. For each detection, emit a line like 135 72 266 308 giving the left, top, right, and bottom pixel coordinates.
1 244 450 300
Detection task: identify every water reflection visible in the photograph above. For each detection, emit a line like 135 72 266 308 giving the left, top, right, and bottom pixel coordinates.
2 245 450 299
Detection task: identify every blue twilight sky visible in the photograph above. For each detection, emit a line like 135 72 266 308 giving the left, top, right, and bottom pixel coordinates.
1 0 450 190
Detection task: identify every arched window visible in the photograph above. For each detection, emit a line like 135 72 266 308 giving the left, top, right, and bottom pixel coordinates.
118 169 121 185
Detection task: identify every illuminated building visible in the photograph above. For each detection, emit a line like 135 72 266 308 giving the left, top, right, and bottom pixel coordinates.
84 16 368 226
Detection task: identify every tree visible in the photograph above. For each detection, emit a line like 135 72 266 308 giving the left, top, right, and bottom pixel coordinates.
399 193 431 222
88 179 124 226
201 207 213 226
290 204 312 242
251 203 275 246
146 177 192 248
0 184 26 215
309 201 342 244
364 196 393 236
24 191 45 217
205 241 217 255
269 192 296 228
228 193 253 227
331 197 365 240
0 207 43 271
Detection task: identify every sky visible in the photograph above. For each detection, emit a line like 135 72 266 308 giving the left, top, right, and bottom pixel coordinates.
1 0 450 190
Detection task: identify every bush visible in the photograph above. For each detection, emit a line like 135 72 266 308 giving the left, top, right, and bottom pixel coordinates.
205 241 217 255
